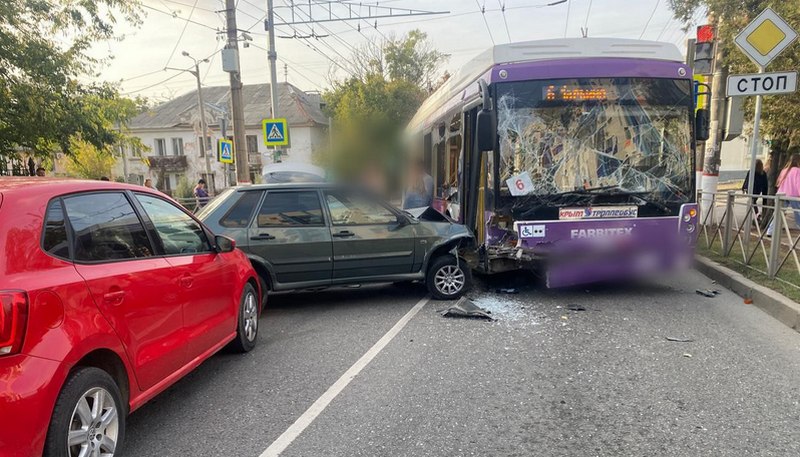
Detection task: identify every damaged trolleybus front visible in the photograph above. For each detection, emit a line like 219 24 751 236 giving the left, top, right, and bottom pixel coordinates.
406 38 710 288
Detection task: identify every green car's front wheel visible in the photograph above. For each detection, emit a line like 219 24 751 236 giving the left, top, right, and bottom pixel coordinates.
426 254 472 300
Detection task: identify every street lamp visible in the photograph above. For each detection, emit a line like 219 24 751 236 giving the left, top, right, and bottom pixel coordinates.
182 51 213 192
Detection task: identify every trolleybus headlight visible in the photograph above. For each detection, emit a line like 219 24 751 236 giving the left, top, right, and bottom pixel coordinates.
683 215 691 222
686 224 696 233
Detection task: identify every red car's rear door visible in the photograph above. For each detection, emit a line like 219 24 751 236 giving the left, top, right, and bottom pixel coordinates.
64 191 187 391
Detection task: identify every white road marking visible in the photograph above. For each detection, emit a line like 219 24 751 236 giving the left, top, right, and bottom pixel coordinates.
259 296 430 457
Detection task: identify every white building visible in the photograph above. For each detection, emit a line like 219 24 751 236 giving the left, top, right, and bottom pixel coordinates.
117 82 328 195
718 128 770 182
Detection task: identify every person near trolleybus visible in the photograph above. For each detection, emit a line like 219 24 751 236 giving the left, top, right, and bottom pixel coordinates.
742 159 769 218
767 153 800 236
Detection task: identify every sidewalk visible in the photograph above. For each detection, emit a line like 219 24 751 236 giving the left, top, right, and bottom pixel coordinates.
695 255 800 332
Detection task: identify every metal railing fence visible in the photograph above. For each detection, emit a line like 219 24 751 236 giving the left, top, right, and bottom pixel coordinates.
698 190 800 289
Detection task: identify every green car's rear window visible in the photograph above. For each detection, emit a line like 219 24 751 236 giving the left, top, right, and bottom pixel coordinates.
220 191 262 228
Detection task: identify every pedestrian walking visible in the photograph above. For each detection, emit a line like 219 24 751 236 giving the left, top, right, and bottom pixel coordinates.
766 153 800 236
742 159 768 217
194 178 210 211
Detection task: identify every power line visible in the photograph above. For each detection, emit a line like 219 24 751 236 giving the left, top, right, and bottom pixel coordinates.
119 68 171 83
122 49 223 95
639 0 661 40
160 0 220 13
140 4 219 31
271 10 355 75
656 17 674 41
123 72 187 95
475 1 495 45
164 0 200 68
250 44 326 90
498 1 512 42
270 7 361 73
563 0 571 38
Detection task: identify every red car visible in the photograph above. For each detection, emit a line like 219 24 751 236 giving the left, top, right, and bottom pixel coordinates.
0 178 261 457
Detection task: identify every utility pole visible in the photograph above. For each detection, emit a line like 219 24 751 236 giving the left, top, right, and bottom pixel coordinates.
180 52 213 191
266 0 282 163
224 0 250 184
700 36 727 218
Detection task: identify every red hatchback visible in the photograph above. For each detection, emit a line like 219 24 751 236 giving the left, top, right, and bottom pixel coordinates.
0 179 261 457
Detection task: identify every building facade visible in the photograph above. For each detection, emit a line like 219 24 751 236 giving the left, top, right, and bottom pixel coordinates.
116 82 328 195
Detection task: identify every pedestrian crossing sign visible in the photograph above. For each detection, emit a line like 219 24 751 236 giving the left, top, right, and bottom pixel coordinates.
218 139 234 164
262 118 289 147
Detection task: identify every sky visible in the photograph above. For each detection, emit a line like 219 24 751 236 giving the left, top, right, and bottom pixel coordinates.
95 0 708 101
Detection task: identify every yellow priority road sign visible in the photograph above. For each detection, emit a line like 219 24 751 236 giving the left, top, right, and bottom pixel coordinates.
734 8 798 69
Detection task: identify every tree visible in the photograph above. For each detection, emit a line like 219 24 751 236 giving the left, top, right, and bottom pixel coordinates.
668 0 800 192
64 136 117 179
0 0 141 159
320 30 447 188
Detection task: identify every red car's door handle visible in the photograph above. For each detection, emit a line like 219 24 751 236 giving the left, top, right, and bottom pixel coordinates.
179 275 194 288
103 290 125 305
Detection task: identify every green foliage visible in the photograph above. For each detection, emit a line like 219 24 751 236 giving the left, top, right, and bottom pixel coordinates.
0 0 142 158
668 0 800 145
64 135 116 179
174 177 194 200
321 30 446 184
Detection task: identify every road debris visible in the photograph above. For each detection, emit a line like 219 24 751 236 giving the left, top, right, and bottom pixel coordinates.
439 297 494 321
665 337 694 343
683 353 693 358
744 297 754 305
567 304 586 311
494 288 519 294
695 289 720 298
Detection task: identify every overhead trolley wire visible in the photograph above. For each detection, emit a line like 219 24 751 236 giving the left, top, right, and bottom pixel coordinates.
639 0 661 40
475 0 496 45
498 1 512 42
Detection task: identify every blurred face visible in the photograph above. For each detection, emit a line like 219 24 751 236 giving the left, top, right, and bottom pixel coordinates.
144 179 152 186
36 169 45 176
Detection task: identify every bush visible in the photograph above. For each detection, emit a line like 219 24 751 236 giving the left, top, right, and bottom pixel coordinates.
174 177 194 200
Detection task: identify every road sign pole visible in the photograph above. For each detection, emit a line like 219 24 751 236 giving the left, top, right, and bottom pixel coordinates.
746 67 765 198
744 67 765 244
266 0 282 164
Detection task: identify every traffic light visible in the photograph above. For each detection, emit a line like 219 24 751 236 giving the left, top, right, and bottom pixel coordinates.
693 24 715 75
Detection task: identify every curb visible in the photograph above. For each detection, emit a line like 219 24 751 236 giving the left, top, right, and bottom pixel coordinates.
695 256 800 332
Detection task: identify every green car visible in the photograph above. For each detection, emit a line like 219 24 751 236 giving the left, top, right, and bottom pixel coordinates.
197 184 474 300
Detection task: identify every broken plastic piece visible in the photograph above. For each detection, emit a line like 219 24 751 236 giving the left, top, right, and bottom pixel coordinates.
682 353 692 358
494 288 519 294
695 289 719 298
439 297 494 321
665 336 694 343
567 304 586 311
743 298 753 305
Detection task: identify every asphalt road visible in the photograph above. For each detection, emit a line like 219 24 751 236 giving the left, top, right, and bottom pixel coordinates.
123 269 800 457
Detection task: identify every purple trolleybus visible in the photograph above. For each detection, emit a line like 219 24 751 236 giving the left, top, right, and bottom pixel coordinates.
406 38 710 287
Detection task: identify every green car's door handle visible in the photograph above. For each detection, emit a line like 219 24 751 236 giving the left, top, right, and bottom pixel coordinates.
332 230 355 238
251 233 276 240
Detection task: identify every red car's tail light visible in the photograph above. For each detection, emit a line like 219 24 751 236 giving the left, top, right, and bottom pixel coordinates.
0 291 28 356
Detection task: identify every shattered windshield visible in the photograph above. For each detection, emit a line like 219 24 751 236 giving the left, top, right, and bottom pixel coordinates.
496 78 693 204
